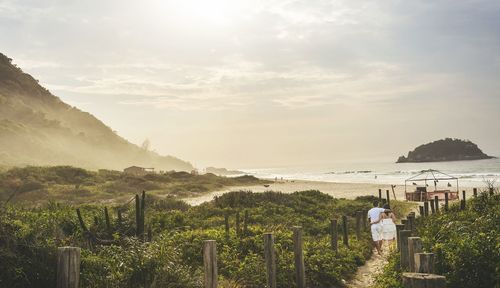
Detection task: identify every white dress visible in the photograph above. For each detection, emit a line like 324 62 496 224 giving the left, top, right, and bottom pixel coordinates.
381 218 396 240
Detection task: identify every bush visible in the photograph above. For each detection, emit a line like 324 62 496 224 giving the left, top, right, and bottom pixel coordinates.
374 192 499 288
0 190 375 287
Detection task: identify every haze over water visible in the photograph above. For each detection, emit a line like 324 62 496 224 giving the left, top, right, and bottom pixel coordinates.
241 158 500 188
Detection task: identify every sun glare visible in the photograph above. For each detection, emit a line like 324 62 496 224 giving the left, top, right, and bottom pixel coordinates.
164 0 238 26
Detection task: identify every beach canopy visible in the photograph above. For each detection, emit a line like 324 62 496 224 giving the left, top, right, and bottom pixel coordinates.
405 169 458 182
404 169 459 194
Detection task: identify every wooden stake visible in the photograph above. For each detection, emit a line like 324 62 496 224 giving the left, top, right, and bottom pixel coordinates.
415 253 435 274
402 273 446 288
342 215 349 247
330 219 338 252
57 247 81 288
434 196 439 213
395 224 405 251
203 240 218 288
292 226 306 288
104 207 111 236
264 233 277 288
399 230 412 271
408 237 423 272
386 190 391 207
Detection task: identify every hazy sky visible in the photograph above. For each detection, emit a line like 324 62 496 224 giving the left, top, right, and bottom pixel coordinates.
1 0 500 168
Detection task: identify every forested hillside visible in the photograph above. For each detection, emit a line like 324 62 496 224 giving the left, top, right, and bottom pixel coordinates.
0 53 192 171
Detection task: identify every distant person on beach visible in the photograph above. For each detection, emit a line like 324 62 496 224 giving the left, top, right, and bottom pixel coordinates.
367 201 386 255
380 204 397 247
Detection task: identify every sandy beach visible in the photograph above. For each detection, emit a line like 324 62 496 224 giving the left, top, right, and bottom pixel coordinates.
182 179 483 205
182 180 405 205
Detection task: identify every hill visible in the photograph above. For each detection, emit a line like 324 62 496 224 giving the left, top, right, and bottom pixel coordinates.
0 53 192 171
397 138 495 163
0 165 266 204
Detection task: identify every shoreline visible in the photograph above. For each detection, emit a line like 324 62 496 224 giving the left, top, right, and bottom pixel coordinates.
182 179 394 205
182 178 486 206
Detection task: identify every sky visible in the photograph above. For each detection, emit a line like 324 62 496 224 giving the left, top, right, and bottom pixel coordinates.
1 0 500 168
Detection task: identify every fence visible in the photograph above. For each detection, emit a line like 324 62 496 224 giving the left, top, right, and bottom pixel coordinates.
56 187 487 287
57 207 370 288
396 188 488 287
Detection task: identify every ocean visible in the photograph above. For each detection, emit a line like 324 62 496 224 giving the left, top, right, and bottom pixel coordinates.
240 158 500 188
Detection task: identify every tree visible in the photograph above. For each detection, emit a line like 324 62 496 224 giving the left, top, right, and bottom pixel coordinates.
141 138 151 151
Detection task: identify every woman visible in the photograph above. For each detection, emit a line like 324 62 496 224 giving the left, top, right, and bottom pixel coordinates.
380 204 397 246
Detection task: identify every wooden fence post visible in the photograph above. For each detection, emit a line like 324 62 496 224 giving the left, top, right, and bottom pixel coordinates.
57 247 81 288
429 200 435 214
355 211 362 240
386 190 391 207
292 226 306 288
415 253 435 274
407 214 415 234
424 201 430 217
399 230 412 271
378 189 382 203
140 191 146 239
460 191 466 210
104 207 111 236
408 237 423 272
402 273 446 288
418 206 424 216
444 192 449 211
473 188 477 197
395 224 405 251
330 219 338 252
434 196 439 213
203 240 218 288
264 233 277 288
135 194 141 237
342 215 349 247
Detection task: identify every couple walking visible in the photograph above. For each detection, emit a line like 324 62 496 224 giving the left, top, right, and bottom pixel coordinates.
367 201 396 255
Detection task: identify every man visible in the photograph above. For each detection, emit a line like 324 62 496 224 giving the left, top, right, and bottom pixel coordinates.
367 201 386 255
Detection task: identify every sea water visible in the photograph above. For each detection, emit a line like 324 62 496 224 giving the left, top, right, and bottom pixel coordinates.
240 158 500 188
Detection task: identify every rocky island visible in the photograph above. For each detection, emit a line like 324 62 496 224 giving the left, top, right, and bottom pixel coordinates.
397 138 495 163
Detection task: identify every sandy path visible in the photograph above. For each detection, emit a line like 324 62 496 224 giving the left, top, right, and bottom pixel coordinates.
346 251 386 288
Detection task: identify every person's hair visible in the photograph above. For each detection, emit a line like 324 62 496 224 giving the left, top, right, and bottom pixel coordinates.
383 203 390 209
373 200 379 207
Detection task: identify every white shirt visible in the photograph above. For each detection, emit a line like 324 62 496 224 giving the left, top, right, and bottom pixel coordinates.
367 207 385 224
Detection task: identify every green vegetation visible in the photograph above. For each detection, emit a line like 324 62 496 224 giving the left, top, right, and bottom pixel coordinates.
0 166 267 204
374 189 500 288
0 190 376 287
0 52 192 170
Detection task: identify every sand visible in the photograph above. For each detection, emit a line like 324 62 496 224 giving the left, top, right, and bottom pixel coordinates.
182 180 409 205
